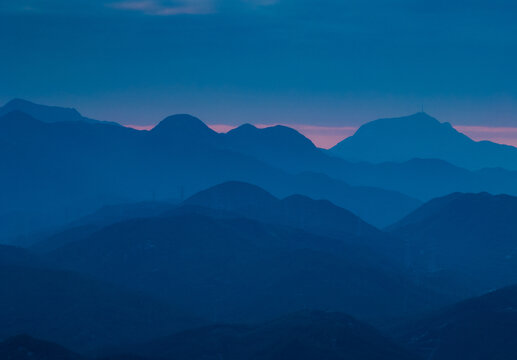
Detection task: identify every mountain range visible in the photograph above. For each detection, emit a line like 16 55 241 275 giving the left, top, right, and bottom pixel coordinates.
130 311 418 360
0 311 419 360
45 209 442 323
3 100 517 245
184 181 383 241
3 98 517 359
0 108 421 244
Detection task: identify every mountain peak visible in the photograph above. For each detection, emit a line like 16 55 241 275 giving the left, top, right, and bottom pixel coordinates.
354 112 447 135
226 123 316 150
152 114 217 138
185 181 278 210
330 112 489 167
229 123 258 134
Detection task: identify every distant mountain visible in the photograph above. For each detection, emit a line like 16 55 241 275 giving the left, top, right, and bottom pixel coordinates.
0 246 200 353
184 181 383 241
328 158 517 201
48 213 443 323
130 311 418 360
215 116 517 202
331 112 517 171
272 172 420 227
388 192 517 295
0 98 119 126
0 334 83 360
0 111 420 244
397 284 517 360
222 123 320 170
2 105 516 240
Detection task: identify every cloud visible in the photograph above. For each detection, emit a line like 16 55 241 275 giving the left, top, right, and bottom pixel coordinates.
107 0 277 15
0 0 277 15
108 0 214 15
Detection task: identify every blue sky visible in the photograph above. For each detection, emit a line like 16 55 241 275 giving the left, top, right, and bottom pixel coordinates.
1 0 516 136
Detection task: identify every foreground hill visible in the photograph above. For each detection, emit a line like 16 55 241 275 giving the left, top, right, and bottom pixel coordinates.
397 285 517 360
47 213 442 323
0 247 199 353
0 334 83 360
331 112 517 171
389 192 517 295
129 311 418 360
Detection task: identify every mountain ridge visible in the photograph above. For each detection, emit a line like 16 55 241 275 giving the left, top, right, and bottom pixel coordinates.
0 98 119 126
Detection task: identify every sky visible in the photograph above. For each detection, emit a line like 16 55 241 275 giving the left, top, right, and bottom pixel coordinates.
1 0 517 147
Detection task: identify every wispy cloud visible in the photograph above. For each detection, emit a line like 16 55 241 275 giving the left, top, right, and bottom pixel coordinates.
0 0 277 15
107 0 277 15
108 0 214 15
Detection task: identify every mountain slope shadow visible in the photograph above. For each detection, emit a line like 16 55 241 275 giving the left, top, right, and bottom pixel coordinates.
129 311 419 360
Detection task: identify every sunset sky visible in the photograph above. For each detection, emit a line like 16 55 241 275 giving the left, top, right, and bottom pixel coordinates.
1 0 516 147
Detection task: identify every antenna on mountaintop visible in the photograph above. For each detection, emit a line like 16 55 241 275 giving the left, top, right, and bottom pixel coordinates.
421 104 424 113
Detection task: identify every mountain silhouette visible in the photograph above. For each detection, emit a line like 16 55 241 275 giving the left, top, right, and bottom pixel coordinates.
388 192 517 295
222 123 320 170
130 311 418 360
47 212 443 323
0 110 420 243
397 284 517 360
327 158 517 201
331 112 517 171
214 114 517 202
0 98 118 126
184 181 383 241
151 114 218 143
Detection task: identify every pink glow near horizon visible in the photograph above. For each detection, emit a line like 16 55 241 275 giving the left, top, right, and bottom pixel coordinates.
209 123 357 149
124 123 517 149
125 124 154 131
454 125 517 147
